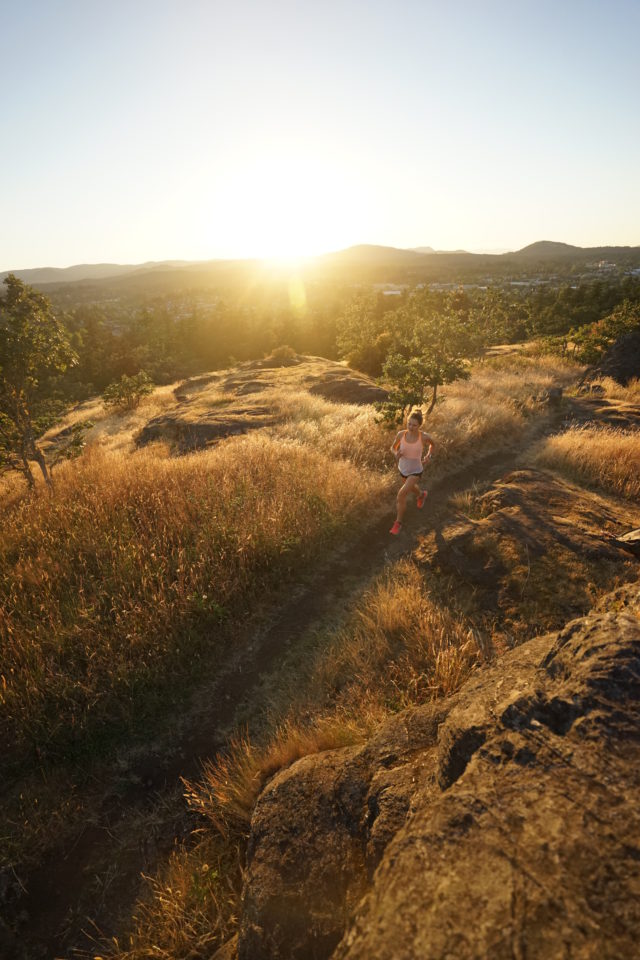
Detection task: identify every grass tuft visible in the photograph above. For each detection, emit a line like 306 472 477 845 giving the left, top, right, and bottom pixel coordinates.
534 424 640 500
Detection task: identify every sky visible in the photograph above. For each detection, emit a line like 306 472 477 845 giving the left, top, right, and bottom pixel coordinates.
1 0 639 269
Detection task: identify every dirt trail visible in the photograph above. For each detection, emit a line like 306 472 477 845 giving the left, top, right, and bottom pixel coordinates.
8 405 587 960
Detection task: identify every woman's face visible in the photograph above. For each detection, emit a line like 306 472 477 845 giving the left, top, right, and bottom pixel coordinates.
408 417 420 431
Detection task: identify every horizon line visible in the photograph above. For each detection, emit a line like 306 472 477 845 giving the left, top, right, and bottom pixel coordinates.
3 238 640 275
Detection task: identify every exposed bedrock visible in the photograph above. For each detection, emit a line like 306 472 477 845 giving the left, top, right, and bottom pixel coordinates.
237 585 640 960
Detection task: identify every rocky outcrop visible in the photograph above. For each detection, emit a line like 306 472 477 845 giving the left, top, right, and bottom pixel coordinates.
306 371 387 406
137 357 385 450
616 528 640 557
594 329 640 385
237 586 640 960
137 408 275 451
238 703 453 960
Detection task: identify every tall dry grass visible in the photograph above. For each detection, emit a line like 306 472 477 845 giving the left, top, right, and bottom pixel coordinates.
0 435 383 773
102 834 241 960
100 352 582 960
186 560 482 838
266 389 391 469
424 353 580 466
111 560 482 959
587 376 640 402
266 352 580 475
39 384 179 459
534 424 640 500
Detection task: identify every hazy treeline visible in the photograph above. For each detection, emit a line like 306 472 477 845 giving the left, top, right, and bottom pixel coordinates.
33 273 640 404
59 282 348 397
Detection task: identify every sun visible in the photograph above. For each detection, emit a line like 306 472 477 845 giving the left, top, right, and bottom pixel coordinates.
262 254 306 272
202 147 369 261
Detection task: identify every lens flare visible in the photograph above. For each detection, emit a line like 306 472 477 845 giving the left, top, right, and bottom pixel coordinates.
288 276 307 316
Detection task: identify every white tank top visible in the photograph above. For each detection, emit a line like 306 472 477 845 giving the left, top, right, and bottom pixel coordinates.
398 431 423 475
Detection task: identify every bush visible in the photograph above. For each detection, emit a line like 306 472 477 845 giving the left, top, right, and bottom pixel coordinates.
265 345 297 364
103 372 154 411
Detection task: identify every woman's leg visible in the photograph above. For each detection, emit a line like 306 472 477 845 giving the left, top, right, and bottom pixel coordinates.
395 475 419 523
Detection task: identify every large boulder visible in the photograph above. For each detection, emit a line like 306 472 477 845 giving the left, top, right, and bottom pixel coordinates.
593 329 640 385
306 373 388 406
237 585 640 960
238 703 453 960
137 409 275 450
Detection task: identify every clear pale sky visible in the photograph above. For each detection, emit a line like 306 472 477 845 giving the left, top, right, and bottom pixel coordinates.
1 0 639 269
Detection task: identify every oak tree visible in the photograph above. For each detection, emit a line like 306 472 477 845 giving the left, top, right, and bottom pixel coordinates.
0 275 77 487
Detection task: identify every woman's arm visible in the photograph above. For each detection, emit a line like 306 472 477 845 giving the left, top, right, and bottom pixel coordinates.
422 432 435 461
390 431 403 461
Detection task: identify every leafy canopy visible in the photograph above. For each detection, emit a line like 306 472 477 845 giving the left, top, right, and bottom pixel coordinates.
543 300 640 365
103 371 154 411
0 275 76 483
376 289 486 424
0 274 76 399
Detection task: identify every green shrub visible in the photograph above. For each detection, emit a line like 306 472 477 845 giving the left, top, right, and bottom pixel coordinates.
103 372 154 411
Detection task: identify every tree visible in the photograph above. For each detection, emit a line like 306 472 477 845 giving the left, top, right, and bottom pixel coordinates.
0 275 77 487
336 292 403 375
376 289 486 424
102 371 154 411
566 300 640 365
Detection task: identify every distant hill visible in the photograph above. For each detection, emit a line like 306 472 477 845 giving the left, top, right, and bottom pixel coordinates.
511 241 584 259
4 240 640 301
321 244 424 263
512 240 640 260
0 260 197 285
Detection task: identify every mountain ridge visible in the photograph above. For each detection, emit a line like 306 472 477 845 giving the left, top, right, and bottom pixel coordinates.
3 241 640 288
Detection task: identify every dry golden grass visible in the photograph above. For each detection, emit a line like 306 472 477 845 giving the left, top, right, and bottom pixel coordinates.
185 560 482 839
99 352 583 960
588 376 640 402
113 561 481 959
534 425 640 500
266 389 391 469
447 482 495 520
0 435 384 774
266 353 580 476
184 712 371 839
417 353 580 469
35 383 180 465
99 835 241 960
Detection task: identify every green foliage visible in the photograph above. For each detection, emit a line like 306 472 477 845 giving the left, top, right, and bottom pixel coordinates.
376 289 484 424
542 300 640 365
103 371 154 411
336 293 404 375
529 277 640 337
478 287 531 344
265 344 297 363
0 275 77 485
50 420 95 468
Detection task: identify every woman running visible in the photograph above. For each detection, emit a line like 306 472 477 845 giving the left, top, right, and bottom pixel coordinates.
389 410 434 535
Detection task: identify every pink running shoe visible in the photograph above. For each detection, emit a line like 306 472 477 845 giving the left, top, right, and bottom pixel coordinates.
417 490 428 509
389 521 402 536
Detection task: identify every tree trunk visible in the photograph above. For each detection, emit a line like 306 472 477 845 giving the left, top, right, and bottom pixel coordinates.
32 444 52 489
426 382 438 415
23 421 52 489
20 452 36 488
